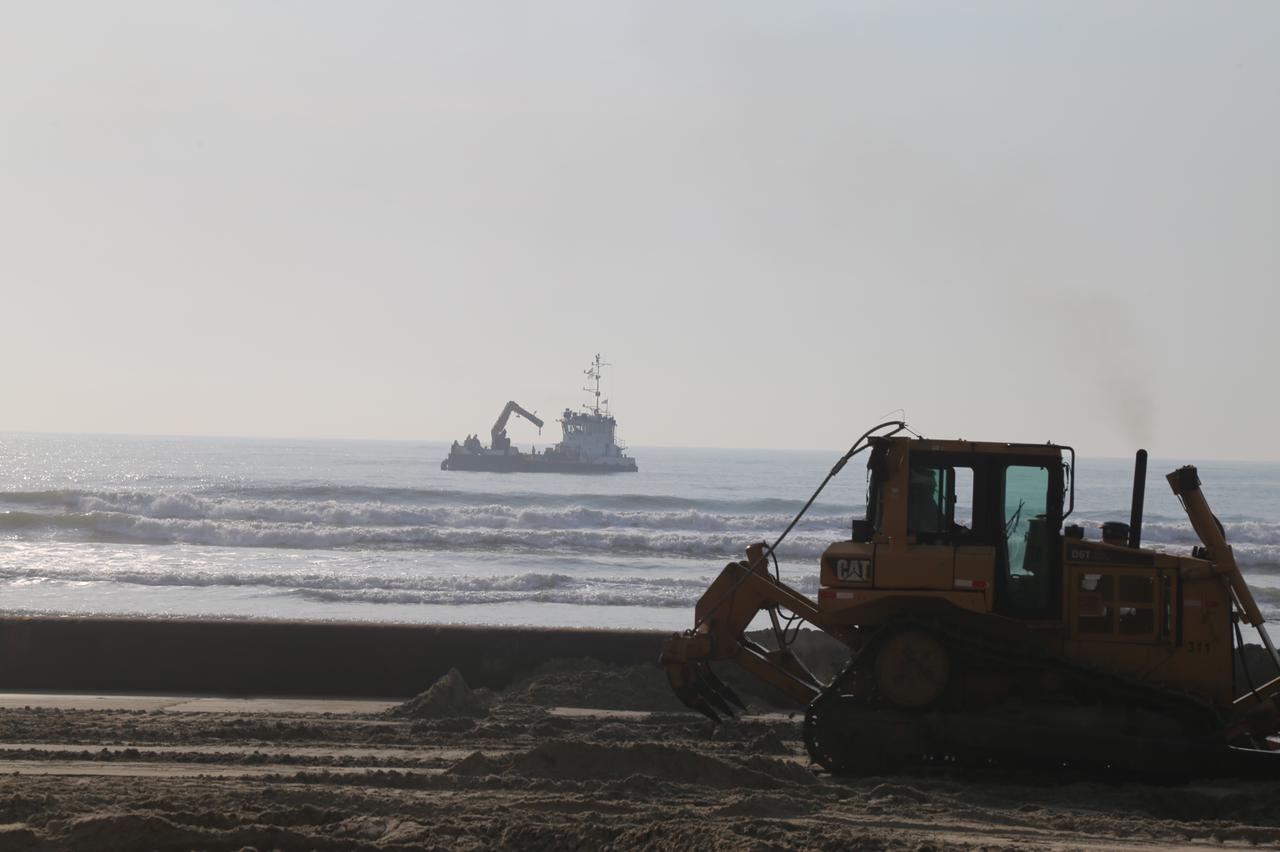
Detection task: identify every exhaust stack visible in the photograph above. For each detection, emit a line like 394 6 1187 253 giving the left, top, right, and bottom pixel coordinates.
1129 449 1147 549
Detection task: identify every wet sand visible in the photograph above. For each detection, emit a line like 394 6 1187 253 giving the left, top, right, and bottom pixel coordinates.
1 660 1278 850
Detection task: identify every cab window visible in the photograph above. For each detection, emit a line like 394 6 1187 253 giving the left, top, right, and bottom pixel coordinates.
1001 464 1053 612
908 464 974 541
866 444 888 534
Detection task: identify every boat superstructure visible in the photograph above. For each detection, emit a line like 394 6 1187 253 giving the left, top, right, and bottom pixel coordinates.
441 355 638 473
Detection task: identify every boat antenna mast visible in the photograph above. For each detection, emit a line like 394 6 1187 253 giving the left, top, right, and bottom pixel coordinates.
583 353 609 416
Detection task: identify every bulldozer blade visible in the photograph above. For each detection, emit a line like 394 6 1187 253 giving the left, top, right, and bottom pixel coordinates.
701 665 748 714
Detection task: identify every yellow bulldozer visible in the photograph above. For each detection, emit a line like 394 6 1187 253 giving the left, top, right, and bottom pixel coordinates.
662 422 1280 776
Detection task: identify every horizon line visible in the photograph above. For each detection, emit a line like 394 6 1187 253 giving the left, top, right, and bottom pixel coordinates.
1 428 1276 465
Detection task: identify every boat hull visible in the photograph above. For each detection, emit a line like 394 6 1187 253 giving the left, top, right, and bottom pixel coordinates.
441 452 637 473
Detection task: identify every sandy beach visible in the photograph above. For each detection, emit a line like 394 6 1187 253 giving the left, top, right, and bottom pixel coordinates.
7 0 1280 846
0 654 1278 851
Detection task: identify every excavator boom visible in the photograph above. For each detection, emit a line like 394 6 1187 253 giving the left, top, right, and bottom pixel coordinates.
491 401 544 448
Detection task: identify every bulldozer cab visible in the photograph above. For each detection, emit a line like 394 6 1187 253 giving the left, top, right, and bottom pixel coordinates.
863 438 1068 621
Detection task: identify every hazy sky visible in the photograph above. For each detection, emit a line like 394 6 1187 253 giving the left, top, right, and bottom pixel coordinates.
3 2 1277 458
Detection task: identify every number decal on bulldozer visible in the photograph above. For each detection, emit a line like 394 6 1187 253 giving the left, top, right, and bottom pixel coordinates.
835 558 872 583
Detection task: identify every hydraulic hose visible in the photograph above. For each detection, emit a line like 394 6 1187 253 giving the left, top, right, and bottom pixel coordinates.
691 420 909 632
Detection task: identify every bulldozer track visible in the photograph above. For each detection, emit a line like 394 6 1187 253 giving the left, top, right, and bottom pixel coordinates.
803 615 1279 778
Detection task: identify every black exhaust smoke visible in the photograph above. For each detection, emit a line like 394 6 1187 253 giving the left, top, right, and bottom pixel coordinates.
1129 449 1147 548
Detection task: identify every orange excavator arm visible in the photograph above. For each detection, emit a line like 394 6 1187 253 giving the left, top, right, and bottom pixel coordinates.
490 401 544 450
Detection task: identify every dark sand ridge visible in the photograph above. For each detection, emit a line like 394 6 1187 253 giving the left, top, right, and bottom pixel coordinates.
0 617 668 696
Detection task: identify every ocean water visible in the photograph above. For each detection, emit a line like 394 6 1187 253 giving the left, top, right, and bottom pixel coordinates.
1 433 1278 631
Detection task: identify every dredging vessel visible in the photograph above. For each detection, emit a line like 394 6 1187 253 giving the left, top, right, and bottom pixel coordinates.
441 355 638 473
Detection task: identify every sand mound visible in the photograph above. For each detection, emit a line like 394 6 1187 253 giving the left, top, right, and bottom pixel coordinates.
448 750 503 776
1235 644 1280 696
744 627 852 683
450 740 815 789
867 782 931 805
488 631 850 715
746 730 790 755
674 628 852 711
501 659 686 712
389 668 487 719
714 792 820 818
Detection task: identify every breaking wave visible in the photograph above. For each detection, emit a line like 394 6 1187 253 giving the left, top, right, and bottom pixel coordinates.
4 435 1278 627
0 487 850 561
0 562 821 609
4 490 1280 568
0 486 840 516
85 514 836 560
1073 517 1280 571
66 491 851 534
2 481 1279 617
1109 519 1280 547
